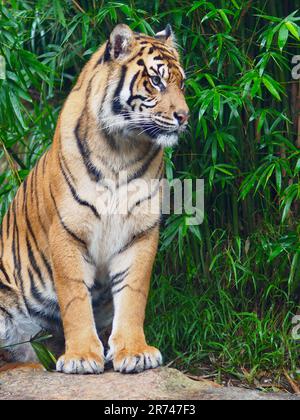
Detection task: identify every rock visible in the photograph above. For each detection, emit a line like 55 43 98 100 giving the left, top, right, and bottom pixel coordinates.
0 365 298 400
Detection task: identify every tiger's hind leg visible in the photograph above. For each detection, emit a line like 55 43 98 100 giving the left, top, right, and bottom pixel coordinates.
0 308 12 366
0 289 40 364
0 310 39 364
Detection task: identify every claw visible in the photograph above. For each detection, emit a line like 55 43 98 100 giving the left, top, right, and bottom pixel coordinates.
111 346 163 374
56 354 105 375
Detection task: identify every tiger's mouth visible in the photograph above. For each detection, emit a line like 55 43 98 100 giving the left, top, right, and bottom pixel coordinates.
136 120 186 136
135 123 177 138
128 121 180 147
113 114 187 145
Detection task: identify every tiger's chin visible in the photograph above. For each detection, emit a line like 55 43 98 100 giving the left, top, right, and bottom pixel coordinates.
127 127 179 148
155 132 179 148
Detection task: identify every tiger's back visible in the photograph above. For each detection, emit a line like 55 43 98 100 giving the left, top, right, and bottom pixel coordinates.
0 23 189 373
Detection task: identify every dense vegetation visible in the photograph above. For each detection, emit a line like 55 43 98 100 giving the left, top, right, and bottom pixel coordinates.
1 0 300 387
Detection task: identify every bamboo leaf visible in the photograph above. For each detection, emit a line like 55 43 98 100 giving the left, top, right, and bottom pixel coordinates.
53 0 67 27
285 21 300 40
218 9 232 29
213 92 221 120
262 77 281 101
278 24 289 51
8 90 27 129
31 342 57 372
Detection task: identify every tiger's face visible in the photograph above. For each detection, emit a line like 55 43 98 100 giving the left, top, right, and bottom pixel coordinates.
99 24 189 147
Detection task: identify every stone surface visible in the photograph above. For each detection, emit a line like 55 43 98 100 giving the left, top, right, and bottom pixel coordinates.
0 365 298 400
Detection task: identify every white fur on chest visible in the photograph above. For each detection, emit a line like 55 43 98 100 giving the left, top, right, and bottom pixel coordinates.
88 214 136 265
64 166 160 268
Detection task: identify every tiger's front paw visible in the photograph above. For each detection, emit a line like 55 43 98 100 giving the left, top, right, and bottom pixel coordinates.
56 352 105 375
109 345 163 374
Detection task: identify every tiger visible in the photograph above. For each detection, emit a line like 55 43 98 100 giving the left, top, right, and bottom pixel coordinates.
0 23 189 374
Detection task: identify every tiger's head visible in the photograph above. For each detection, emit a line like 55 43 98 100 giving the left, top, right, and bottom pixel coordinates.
99 24 189 148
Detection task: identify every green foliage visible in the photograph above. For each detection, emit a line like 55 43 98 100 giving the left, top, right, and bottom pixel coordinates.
1 0 300 380
31 340 57 372
0 332 56 371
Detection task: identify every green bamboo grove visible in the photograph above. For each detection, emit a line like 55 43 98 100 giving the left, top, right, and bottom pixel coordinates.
0 0 300 384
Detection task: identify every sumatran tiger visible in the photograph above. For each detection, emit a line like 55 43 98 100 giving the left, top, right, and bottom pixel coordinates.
0 24 189 374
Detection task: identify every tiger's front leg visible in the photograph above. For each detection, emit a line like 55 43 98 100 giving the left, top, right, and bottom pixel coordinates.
107 227 163 373
50 222 104 375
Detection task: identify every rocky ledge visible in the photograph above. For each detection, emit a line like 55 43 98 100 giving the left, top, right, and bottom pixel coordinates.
0 365 298 400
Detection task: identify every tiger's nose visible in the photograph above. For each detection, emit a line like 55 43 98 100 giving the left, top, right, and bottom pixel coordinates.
174 110 190 125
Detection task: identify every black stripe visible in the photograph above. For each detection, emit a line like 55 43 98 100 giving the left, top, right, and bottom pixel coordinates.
0 282 11 292
0 304 12 319
18 271 31 316
140 102 157 110
12 200 22 287
83 253 95 266
129 70 140 92
128 178 161 214
112 284 129 296
24 189 53 283
137 58 146 68
103 41 111 62
33 161 48 238
75 120 102 183
111 269 130 288
75 72 102 182
59 156 100 220
154 44 178 56
128 94 147 108
128 146 161 183
115 220 160 256
27 268 61 324
111 269 130 283
26 303 61 326
143 80 152 94
153 53 175 61
26 235 46 288
22 177 28 212
0 263 11 285
11 202 18 271
93 54 104 69
28 268 45 305
112 278 127 289
60 154 76 184
49 186 87 247
154 120 176 127
127 48 146 64
112 65 127 115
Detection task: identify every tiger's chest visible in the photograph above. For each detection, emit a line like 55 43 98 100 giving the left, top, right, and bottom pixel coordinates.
74 176 161 265
88 215 139 264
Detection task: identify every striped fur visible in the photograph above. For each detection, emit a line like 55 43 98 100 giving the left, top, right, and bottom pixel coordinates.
0 24 189 374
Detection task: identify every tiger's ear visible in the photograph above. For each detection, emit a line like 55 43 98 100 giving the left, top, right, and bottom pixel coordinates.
109 24 135 60
155 24 176 48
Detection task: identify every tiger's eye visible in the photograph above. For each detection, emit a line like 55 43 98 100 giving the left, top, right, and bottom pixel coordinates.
151 76 161 86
